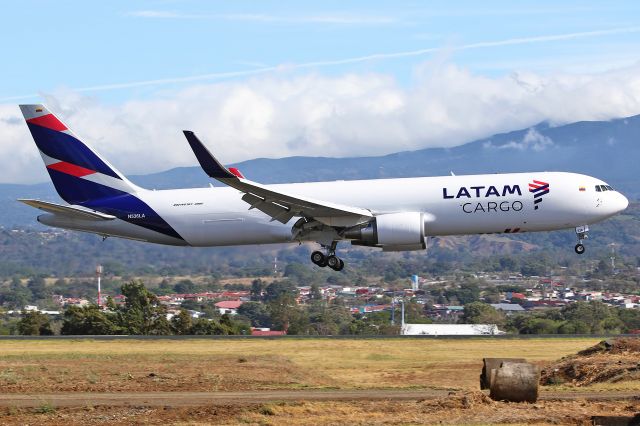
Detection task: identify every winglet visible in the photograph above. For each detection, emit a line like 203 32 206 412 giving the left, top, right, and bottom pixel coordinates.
228 167 245 178
182 131 236 179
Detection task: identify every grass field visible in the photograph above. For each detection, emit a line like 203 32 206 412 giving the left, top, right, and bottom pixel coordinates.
1 337 639 425
0 337 607 392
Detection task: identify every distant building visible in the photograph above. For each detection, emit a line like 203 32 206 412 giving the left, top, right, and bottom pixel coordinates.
490 303 525 314
401 323 504 336
215 300 243 315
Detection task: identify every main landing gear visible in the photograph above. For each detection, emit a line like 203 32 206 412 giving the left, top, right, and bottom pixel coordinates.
311 242 344 271
574 225 589 254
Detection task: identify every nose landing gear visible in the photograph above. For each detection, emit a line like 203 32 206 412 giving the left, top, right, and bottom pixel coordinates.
310 242 344 271
574 225 588 254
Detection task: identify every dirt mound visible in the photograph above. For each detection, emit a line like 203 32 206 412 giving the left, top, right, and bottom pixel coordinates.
577 338 640 356
420 391 495 411
541 338 640 386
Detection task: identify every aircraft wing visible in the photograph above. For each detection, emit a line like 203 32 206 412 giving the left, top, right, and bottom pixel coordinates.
18 199 117 221
183 131 373 226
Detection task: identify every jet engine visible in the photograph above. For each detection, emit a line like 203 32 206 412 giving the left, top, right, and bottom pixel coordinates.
344 212 426 251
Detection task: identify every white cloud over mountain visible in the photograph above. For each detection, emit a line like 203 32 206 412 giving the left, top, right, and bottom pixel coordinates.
3 61 640 183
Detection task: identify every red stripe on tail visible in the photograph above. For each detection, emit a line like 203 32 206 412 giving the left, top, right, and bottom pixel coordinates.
47 161 97 177
26 114 68 132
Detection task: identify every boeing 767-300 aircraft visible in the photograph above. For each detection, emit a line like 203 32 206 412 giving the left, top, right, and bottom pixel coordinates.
18 104 629 270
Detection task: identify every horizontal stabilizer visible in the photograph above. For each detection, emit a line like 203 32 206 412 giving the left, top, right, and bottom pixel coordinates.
18 199 116 221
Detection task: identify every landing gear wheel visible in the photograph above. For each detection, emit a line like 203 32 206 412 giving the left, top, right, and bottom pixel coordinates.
311 251 327 267
326 256 345 271
574 225 588 255
326 255 340 269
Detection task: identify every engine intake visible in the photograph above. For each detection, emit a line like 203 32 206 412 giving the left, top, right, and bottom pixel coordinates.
345 212 426 251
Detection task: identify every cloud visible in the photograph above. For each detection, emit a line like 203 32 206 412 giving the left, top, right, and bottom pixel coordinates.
127 10 397 25
4 61 640 184
484 128 554 151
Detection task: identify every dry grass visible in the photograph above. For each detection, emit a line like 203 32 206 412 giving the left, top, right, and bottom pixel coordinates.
2 397 639 425
0 338 605 392
1 338 639 425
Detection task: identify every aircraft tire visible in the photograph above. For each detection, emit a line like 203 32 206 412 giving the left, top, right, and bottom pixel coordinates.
326 255 340 269
311 251 326 266
574 243 585 254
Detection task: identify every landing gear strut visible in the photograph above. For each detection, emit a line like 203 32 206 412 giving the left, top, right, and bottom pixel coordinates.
310 242 344 271
574 225 588 255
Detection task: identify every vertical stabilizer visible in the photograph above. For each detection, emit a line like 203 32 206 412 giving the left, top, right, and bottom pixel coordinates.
19 104 140 204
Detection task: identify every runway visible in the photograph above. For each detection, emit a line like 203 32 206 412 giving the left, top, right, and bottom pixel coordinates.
0 389 637 408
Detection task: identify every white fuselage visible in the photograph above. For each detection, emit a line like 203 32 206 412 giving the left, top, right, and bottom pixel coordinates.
38 171 629 247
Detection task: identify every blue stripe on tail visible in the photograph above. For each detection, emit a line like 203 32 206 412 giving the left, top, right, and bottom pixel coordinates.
26 123 121 179
46 169 123 204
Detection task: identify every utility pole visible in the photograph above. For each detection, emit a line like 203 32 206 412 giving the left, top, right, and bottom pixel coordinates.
96 265 103 308
401 299 405 327
609 243 617 274
391 297 395 325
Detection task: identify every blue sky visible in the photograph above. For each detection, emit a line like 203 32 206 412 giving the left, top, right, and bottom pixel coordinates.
3 0 640 102
2 1 640 183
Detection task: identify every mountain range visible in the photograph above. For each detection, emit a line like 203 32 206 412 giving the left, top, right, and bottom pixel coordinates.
3 114 639 228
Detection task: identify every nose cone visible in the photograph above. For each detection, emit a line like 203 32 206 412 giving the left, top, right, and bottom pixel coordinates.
616 192 630 213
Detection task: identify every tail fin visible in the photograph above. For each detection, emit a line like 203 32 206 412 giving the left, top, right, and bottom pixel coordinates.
19 105 140 205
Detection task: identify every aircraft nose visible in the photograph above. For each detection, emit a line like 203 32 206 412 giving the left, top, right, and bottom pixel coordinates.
616 192 629 213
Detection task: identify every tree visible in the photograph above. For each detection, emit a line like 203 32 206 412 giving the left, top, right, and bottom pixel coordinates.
618 309 640 333
462 302 505 327
2 279 34 309
284 262 318 285
561 301 622 334
189 318 227 335
267 293 307 333
557 320 591 334
309 283 323 302
307 303 353 335
237 301 272 328
593 259 613 277
219 313 250 334
116 281 172 335
482 287 502 304
404 302 432 324
173 279 196 294
17 311 53 335
171 309 193 335
250 279 265 301
264 280 297 302
27 276 50 300
180 299 202 311
446 279 481 305
156 279 174 296
61 305 119 335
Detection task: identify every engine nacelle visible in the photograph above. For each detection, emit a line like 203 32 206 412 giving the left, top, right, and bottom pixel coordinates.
345 212 426 251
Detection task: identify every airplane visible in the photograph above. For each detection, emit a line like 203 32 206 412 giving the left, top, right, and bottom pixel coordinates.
18 104 629 271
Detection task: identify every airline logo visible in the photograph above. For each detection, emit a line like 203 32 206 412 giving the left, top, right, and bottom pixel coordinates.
529 180 550 210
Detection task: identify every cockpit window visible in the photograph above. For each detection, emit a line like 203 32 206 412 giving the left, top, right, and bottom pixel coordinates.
595 185 615 192
595 185 602 192
606 185 614 191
